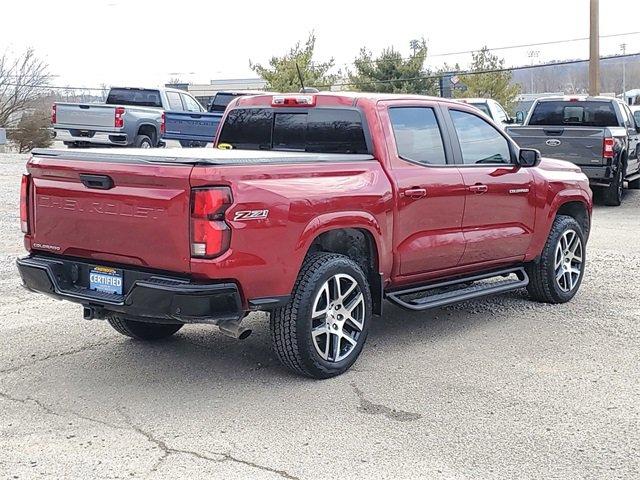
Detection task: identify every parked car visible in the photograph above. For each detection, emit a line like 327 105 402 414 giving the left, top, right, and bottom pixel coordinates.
18 92 592 378
507 96 640 206
163 91 266 147
52 86 203 148
456 98 516 129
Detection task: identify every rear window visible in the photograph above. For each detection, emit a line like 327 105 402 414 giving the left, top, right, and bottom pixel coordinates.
528 101 619 127
218 108 369 154
210 93 241 112
106 88 162 108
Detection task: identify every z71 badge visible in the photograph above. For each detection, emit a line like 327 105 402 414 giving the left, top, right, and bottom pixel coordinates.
233 209 269 221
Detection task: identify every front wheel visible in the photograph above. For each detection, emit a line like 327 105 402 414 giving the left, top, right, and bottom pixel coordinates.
525 215 586 304
270 253 372 379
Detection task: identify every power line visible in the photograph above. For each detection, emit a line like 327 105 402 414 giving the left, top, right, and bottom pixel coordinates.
2 51 639 92
310 52 640 89
326 30 640 69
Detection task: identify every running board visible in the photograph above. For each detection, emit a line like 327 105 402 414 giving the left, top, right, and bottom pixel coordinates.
626 172 640 182
386 267 529 311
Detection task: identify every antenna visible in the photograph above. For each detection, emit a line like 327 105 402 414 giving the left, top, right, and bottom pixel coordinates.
295 63 305 92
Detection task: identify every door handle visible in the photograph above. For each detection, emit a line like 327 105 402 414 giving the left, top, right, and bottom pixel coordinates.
402 187 427 199
468 183 488 194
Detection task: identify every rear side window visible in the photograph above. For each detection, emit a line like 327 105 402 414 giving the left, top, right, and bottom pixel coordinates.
166 91 184 111
388 107 446 165
218 108 369 154
634 111 640 126
106 88 162 108
528 101 619 127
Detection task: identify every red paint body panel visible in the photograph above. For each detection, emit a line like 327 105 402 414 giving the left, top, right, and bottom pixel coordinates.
23 93 593 309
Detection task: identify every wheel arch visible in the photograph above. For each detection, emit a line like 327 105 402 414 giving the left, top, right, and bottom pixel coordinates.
136 123 158 145
296 213 387 315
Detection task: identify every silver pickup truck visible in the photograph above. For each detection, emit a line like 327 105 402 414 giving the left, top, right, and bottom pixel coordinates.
507 96 640 206
52 87 204 148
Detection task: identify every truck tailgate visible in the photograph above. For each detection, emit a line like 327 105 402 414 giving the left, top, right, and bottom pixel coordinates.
163 111 222 143
27 153 193 273
55 103 116 129
508 126 605 166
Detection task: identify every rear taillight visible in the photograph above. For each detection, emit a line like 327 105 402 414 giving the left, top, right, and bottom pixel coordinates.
114 106 125 128
603 137 615 159
51 104 56 124
190 187 232 258
160 112 166 135
20 174 30 234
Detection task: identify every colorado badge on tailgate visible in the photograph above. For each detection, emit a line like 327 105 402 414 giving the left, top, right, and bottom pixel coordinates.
89 266 123 295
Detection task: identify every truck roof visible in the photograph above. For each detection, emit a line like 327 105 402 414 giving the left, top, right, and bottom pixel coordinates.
535 95 620 103
234 91 463 107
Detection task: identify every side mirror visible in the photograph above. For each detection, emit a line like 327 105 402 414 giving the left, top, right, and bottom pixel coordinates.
515 111 525 124
518 148 541 167
505 117 515 124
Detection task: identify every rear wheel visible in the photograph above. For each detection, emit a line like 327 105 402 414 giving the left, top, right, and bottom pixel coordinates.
133 135 153 148
602 166 624 206
525 215 586 304
107 315 183 340
270 253 372 379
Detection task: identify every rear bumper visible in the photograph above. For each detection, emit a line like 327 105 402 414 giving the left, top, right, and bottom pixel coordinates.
54 128 129 146
16 255 243 324
580 165 613 185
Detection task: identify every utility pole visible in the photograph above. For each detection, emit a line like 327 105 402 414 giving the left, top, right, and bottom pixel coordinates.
589 0 600 96
620 43 627 100
527 50 540 93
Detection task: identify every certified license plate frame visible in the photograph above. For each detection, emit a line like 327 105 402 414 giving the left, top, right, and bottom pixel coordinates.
89 266 124 295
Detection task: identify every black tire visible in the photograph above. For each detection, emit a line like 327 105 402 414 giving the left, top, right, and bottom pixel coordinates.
179 140 206 148
64 142 80 148
525 215 586 304
107 315 183 340
602 165 624 206
270 253 372 379
133 134 153 148
628 173 640 189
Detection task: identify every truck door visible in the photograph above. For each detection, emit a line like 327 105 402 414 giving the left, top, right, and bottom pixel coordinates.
621 103 640 174
443 106 536 265
379 101 466 278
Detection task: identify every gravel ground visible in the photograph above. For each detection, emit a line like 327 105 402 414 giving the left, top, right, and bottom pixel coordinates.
0 152 638 480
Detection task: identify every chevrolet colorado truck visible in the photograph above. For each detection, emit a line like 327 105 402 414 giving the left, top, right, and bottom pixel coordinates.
18 93 592 379
507 96 640 206
52 86 204 149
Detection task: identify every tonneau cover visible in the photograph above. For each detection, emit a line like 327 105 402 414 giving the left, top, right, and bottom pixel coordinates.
31 148 375 166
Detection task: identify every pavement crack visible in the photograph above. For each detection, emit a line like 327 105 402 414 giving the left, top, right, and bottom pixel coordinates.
0 340 112 375
351 383 422 422
119 411 300 479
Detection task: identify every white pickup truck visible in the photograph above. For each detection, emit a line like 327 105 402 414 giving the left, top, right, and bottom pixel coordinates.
52 86 204 148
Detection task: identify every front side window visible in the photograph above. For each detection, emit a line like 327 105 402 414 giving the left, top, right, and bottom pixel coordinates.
450 110 512 165
388 107 447 165
634 111 640 127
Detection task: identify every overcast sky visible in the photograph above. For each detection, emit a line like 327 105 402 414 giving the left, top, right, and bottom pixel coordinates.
1 0 639 88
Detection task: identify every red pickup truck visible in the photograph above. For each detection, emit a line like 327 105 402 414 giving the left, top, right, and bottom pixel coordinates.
18 93 592 378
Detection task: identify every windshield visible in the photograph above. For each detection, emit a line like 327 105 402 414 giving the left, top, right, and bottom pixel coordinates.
528 101 619 127
218 107 369 154
106 88 162 108
210 93 242 112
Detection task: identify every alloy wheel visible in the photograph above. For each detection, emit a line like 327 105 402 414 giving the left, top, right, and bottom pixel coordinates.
554 229 583 292
311 273 365 362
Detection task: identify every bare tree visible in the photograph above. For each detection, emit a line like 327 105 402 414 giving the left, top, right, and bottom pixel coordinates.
0 48 52 126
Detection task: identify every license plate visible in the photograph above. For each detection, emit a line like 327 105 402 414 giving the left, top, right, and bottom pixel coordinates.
89 266 123 295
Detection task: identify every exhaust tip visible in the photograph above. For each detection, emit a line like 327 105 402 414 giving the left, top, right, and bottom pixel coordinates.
238 329 252 340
